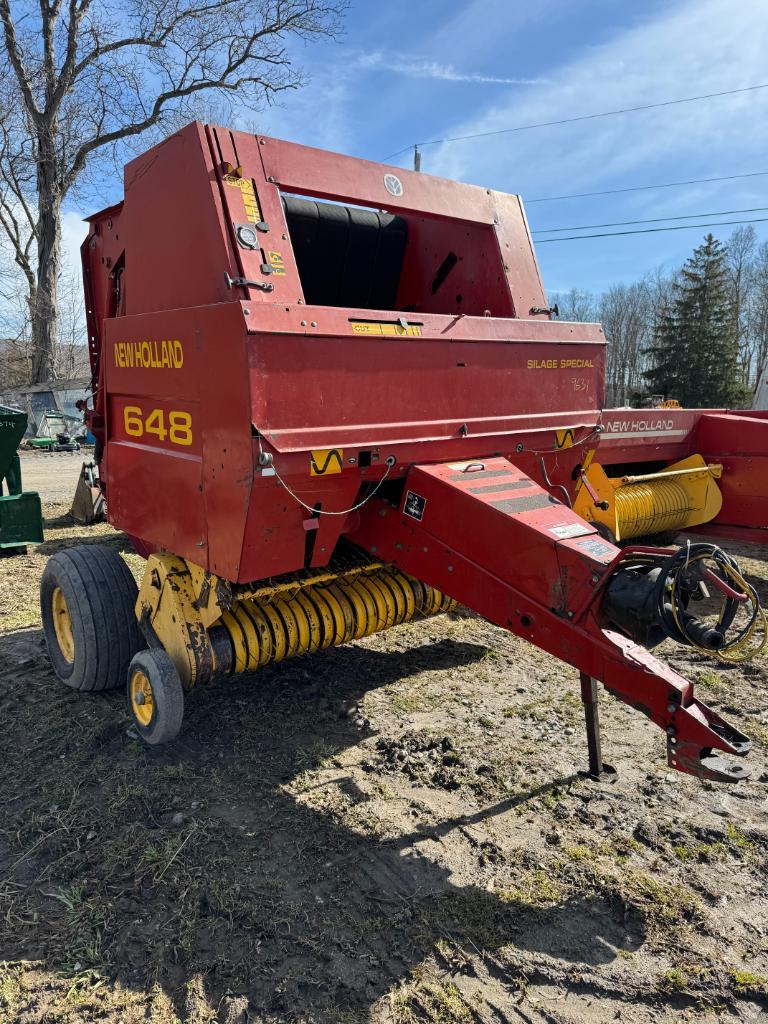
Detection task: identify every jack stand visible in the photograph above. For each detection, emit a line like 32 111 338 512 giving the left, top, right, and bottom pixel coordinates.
578 673 617 782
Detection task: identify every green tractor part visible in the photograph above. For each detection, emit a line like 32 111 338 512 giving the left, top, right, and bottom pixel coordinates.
0 405 44 552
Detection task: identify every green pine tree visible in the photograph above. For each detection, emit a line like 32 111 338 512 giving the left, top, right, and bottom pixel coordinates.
644 234 747 407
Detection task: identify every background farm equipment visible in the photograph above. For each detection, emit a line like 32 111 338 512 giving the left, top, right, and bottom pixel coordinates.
40 122 767 783
0 405 44 554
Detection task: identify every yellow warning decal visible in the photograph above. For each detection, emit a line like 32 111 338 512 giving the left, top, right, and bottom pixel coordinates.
224 174 262 224
310 448 343 476
266 250 286 275
350 321 421 337
555 428 575 450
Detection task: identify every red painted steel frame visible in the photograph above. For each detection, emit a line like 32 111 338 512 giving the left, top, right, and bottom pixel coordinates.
78 121 764 781
348 459 751 783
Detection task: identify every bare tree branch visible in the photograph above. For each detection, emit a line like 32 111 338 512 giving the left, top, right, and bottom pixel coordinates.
0 0 347 381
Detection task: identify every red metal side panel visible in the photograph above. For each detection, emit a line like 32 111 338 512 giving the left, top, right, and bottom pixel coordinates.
598 408 703 463
693 411 768 534
246 306 605 451
492 193 549 319
121 123 237 316
395 217 515 318
104 309 206 562
208 127 305 308
103 303 255 579
256 136 499 223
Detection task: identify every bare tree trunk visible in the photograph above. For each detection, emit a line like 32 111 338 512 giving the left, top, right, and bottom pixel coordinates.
32 138 60 383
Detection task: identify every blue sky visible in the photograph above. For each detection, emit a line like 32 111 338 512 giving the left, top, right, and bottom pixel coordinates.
62 0 768 298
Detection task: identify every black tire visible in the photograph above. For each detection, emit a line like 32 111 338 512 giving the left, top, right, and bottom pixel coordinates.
127 649 184 745
40 544 144 691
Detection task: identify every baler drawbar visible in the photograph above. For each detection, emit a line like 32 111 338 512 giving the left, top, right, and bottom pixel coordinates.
40 122 766 784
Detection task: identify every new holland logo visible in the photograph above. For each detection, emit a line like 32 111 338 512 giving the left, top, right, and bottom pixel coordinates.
310 448 343 476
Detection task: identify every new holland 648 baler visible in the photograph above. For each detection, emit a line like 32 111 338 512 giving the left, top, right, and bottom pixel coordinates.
40 122 767 782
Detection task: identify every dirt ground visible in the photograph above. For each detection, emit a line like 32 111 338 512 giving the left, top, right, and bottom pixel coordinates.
1 455 767 1023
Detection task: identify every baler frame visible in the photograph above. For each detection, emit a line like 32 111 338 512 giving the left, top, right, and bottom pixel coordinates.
38 121 766 782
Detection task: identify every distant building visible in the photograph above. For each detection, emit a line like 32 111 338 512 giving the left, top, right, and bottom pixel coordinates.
0 377 91 436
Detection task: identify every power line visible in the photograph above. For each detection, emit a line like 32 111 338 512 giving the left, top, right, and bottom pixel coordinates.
381 82 768 161
533 206 768 234
535 217 768 243
526 170 768 203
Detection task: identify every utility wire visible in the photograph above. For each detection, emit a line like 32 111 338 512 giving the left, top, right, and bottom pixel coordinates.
526 169 768 203
535 216 768 242
533 205 768 234
381 82 768 161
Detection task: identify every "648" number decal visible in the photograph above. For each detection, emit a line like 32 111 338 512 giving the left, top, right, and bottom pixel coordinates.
123 405 193 446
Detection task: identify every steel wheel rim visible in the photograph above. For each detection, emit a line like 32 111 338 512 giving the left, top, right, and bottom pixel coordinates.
51 587 75 664
130 670 154 727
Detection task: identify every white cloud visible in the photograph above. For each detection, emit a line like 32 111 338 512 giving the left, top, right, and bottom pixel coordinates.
399 0 768 287
413 0 768 197
356 51 547 86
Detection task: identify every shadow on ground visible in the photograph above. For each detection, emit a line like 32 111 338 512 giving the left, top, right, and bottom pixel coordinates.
0 625 649 1023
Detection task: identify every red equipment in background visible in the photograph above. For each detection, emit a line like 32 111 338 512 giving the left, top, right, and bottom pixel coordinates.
50 121 765 778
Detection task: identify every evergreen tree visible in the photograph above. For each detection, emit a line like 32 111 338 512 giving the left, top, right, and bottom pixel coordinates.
645 234 748 407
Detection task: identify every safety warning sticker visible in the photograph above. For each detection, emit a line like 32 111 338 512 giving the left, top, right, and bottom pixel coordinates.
576 537 614 558
265 250 286 275
554 428 575 449
403 491 426 521
310 448 343 476
350 321 421 337
224 174 263 224
549 522 593 539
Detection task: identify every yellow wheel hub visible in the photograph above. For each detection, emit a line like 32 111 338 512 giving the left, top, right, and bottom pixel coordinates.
51 587 75 664
130 670 154 727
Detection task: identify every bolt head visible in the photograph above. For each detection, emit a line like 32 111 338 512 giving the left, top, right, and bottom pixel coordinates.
667 703 676 714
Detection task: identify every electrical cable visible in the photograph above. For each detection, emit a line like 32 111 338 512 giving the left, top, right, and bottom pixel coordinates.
381 82 768 161
535 216 768 242
533 205 768 234
618 543 766 663
656 543 766 663
527 170 768 204
256 432 396 515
